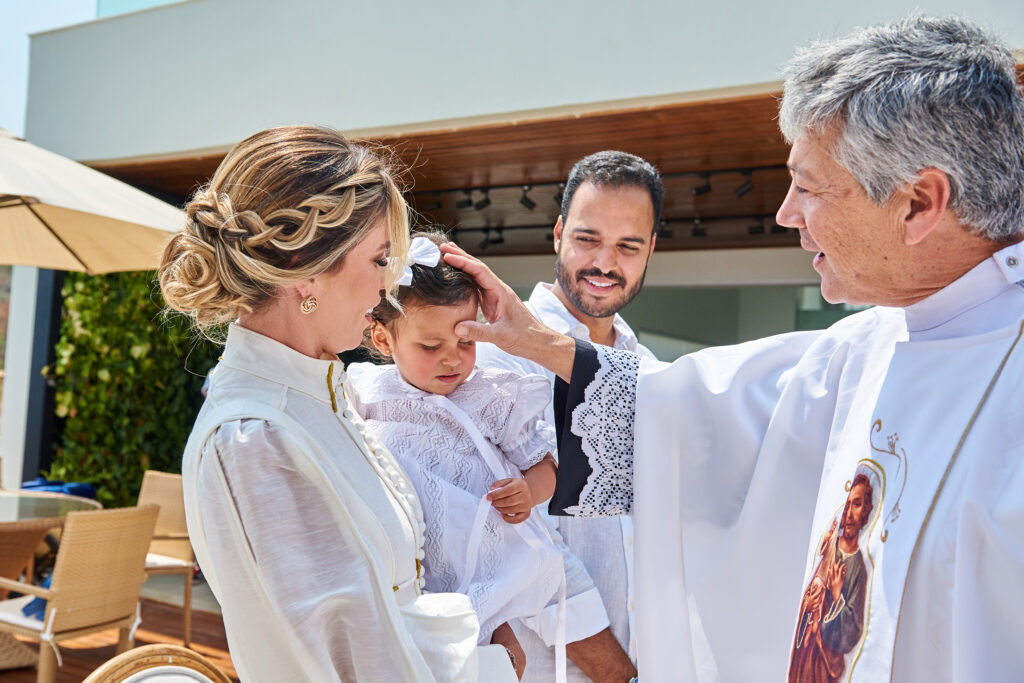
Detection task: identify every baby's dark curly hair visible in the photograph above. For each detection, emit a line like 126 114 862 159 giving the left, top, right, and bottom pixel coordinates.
370 230 480 331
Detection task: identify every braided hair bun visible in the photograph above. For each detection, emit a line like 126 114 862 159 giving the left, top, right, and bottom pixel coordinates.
159 125 409 337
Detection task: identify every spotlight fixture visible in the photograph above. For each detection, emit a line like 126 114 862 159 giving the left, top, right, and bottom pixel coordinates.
691 218 707 238
734 171 753 198
479 228 491 250
657 219 673 239
423 192 441 212
545 233 555 241
554 182 565 206
692 174 712 197
455 190 474 210
491 228 505 246
747 219 765 235
474 189 491 211
770 223 789 234
520 185 537 211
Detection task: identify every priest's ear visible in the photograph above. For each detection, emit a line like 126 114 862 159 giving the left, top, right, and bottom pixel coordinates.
902 168 951 246
369 321 394 357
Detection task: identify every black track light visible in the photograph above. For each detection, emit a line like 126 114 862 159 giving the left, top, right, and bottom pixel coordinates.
455 190 474 210
691 218 707 237
692 174 712 197
734 171 753 198
747 221 765 235
554 182 565 206
520 186 537 211
479 228 491 249
423 192 441 212
491 228 505 246
474 190 491 211
657 220 673 239
770 223 789 234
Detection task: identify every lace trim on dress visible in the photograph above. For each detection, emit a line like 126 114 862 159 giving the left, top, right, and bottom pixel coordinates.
566 345 638 517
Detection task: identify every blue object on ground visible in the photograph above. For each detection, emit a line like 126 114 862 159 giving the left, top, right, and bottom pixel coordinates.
21 477 96 499
20 576 52 621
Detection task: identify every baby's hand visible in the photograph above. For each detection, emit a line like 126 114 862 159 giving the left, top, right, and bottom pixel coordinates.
487 478 533 524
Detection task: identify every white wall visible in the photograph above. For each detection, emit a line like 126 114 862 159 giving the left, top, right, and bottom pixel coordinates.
0 0 96 137
25 0 1024 160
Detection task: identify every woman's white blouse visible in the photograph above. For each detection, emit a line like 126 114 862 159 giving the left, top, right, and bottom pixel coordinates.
182 325 478 682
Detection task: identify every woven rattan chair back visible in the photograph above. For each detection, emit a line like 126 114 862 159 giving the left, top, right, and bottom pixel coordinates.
83 643 232 683
0 521 52 594
46 505 158 634
138 471 193 563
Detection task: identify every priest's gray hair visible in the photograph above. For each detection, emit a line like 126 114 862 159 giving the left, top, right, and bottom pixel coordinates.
779 15 1024 242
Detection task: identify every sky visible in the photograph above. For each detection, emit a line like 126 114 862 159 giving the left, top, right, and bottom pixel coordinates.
0 0 97 137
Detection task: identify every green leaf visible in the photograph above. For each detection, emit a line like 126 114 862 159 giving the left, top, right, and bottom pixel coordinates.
46 271 220 506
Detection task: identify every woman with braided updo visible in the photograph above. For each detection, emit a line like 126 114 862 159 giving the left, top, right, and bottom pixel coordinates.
159 126 516 682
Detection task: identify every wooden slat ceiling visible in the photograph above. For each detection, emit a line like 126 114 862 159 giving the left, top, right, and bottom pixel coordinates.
91 91 797 254
90 64 1024 256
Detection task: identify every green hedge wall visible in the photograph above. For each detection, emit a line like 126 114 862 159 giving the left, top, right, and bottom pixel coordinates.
48 271 220 507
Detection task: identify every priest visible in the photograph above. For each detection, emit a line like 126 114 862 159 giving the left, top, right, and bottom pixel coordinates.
442 15 1024 682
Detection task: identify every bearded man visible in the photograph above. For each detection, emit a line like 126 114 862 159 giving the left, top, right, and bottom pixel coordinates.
476 150 662 683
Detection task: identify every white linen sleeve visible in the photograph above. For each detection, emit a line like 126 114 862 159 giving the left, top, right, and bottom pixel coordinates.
519 508 610 645
474 341 543 376
197 419 428 682
495 373 557 471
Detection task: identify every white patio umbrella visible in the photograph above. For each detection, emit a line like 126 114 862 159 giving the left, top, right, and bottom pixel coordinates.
0 127 184 274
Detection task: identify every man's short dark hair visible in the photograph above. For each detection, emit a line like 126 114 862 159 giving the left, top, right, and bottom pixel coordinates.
560 151 664 234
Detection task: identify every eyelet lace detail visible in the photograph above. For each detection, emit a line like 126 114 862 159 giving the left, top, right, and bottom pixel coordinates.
347 363 563 642
566 345 638 517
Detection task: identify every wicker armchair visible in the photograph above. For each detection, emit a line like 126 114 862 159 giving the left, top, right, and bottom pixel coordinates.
138 470 196 647
83 643 231 683
0 520 53 598
0 505 158 683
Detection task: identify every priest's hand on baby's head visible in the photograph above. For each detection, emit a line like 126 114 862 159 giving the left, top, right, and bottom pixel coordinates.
487 478 533 524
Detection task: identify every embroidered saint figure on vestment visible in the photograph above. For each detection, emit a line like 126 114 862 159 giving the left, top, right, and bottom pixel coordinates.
789 464 882 683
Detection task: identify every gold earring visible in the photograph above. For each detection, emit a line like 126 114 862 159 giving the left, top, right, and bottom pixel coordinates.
300 295 318 314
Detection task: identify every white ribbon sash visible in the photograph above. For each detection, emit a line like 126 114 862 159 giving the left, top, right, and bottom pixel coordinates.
424 394 568 683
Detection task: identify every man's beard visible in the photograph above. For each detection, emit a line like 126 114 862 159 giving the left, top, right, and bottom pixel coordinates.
554 255 645 318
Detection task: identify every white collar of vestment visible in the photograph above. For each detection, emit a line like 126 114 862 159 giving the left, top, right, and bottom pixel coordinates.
902 241 1024 340
220 323 347 409
527 282 640 351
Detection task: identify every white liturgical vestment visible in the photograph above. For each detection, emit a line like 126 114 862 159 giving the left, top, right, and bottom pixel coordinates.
551 242 1024 682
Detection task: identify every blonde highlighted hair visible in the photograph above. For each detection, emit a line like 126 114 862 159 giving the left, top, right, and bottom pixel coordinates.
159 125 410 338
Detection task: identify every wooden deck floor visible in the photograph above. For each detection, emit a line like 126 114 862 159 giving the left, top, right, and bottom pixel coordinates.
0 599 237 682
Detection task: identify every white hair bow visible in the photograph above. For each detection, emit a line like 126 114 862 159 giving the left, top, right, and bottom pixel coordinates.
397 236 441 286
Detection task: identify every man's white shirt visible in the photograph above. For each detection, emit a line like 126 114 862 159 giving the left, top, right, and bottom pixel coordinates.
476 282 655 680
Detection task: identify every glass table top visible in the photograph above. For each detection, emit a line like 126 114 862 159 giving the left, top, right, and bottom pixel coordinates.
0 490 101 525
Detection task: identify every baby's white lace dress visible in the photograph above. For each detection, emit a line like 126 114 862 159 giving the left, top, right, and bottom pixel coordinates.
349 363 565 644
